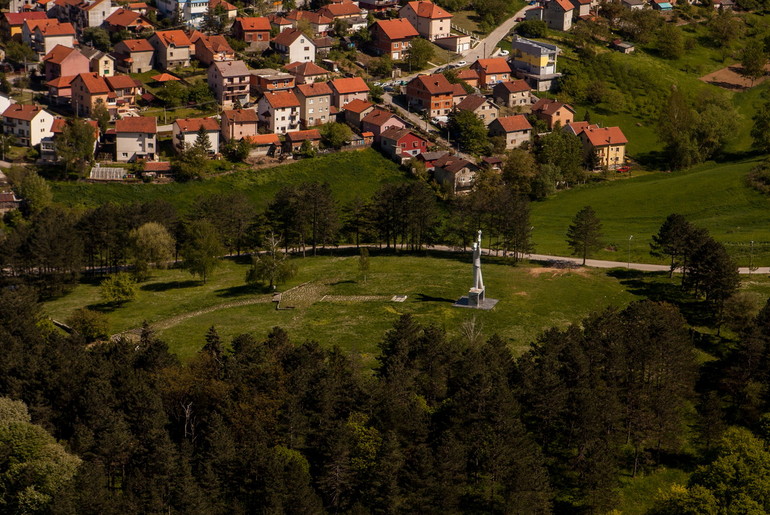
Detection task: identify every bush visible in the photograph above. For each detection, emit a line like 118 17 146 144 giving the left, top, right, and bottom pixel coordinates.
746 161 770 195
100 272 137 304
515 20 547 38
67 308 109 343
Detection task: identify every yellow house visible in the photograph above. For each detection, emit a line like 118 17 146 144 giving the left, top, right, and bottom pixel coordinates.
578 126 628 170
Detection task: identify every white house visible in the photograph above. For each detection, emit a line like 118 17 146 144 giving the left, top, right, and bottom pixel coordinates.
115 116 157 162
2 104 55 147
272 28 316 63
257 90 301 134
156 0 208 27
172 117 220 154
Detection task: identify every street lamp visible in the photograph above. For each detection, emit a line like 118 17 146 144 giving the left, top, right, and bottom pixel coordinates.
627 235 633 269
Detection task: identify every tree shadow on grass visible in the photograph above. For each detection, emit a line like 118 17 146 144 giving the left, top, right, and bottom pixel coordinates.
216 284 263 297
416 293 457 303
86 302 123 313
141 280 200 292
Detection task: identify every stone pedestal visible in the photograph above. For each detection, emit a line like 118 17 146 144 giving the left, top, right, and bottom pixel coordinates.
468 287 485 307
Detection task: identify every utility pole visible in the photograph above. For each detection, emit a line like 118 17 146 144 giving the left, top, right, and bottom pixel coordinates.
750 240 754 276
627 235 633 269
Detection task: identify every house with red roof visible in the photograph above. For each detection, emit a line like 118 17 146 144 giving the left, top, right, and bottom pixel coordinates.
361 108 405 141
246 133 281 157
149 30 192 70
371 18 419 60
232 17 271 50
112 38 155 73
576 125 628 170
41 118 99 163
285 61 329 85
46 74 76 105
1 11 47 41
105 74 142 116
531 97 575 129
488 115 532 149
328 77 369 108
115 116 156 162
2 104 55 146
433 154 479 194
191 31 235 66
221 108 259 141
524 0 573 31
209 0 237 23
380 127 429 163
398 1 452 41
43 44 89 82
455 94 499 124
492 80 532 109
53 0 113 32
284 129 322 153
318 2 362 20
456 68 479 88
470 58 512 87
80 45 115 77
342 98 374 126
294 82 332 128
208 60 250 107
570 0 591 18
268 14 294 34
70 72 109 117
172 117 220 154
405 73 453 117
257 90 301 133
284 10 332 36
22 18 75 58
272 28 316 63
358 0 399 12
249 68 295 95
103 8 152 33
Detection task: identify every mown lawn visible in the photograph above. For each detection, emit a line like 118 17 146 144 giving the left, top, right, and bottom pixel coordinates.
50 149 407 212
530 157 770 265
43 252 640 363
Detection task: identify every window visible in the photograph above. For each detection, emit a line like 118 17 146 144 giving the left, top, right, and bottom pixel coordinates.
309 99 314 104
148 143 154 148
309 108 314 114
122 152 128 157
258 34 263 40
394 42 400 48
412 142 417 147
304 47 310 51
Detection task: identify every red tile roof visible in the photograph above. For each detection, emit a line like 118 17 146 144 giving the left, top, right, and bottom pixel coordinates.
362 108 397 127
451 83 467 96
105 74 140 90
152 30 191 48
27 18 75 36
105 8 149 28
2 104 46 121
554 0 574 11
209 0 236 10
286 129 321 142
144 161 171 172
582 126 627 146
46 74 76 88
223 108 258 122
273 27 309 47
329 76 369 95
409 73 453 95
319 2 361 17
150 72 180 82
495 79 530 93
296 82 332 97
51 118 98 136
373 18 418 40
116 116 157 133
118 38 154 52
342 98 373 113
494 114 532 132
246 133 280 145
405 1 451 19
285 61 327 76
532 97 574 116
263 90 300 109
42 44 81 64
471 58 511 74
565 121 597 135
74 72 109 94
174 117 219 132
3 11 47 26
235 16 271 31
456 68 479 80
455 94 491 112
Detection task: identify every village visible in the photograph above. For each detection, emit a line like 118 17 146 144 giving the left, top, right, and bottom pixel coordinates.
0 0 634 202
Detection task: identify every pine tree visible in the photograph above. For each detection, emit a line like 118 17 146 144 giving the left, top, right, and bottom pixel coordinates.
566 205 603 265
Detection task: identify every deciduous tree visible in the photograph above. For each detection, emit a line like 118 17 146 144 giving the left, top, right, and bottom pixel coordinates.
100 272 137 304
181 220 224 283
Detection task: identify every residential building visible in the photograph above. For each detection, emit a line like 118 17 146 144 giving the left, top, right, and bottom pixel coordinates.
191 31 235 66
70 72 109 117
398 1 452 41
432 154 479 194
531 97 574 129
284 10 332 36
272 28 317 63
492 80 532 108
1 12 47 41
611 40 635 54
470 58 512 87
328 77 369 108
416 150 448 171
172 117 220 153
488 115 532 149
80 46 115 76
295 82 332 128
454 94 499 124
361 108 405 141
51 0 114 32
208 60 250 108
112 38 155 73
524 0 573 31
23 19 75 58
318 2 362 20
370 18 418 60
41 118 98 163
342 98 374 126
249 68 295 95
258 90 301 133
115 116 156 162
358 0 399 12
456 68 479 87
0 192 21 213
105 74 142 116
434 34 472 53
104 8 153 33
209 0 237 22
451 83 467 105
156 0 208 27
380 127 429 163
247 133 281 157
570 0 591 18
510 36 561 91
221 108 259 141
621 0 645 9
46 74 75 105
405 73 453 117
232 17 271 50
149 30 192 70
43 44 89 82
284 129 322 152
268 14 294 33
2 104 55 147
313 36 335 56
285 61 329 84
578 125 628 169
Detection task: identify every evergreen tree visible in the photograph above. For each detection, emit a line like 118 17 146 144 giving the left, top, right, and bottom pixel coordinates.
566 205 603 265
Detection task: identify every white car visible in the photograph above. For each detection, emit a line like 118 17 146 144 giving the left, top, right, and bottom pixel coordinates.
456 60 467 67
499 50 509 56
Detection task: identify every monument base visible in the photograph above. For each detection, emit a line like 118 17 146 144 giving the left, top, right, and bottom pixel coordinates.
453 296 499 310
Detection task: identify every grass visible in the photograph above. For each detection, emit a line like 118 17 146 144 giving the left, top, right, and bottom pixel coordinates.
452 10 484 35
50 149 406 212
43 252 640 363
616 467 690 515
530 157 770 265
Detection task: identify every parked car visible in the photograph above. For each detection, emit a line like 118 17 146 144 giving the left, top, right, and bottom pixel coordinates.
499 50 509 56
456 60 467 67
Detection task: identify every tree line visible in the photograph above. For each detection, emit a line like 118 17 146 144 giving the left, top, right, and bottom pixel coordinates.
4 285 770 513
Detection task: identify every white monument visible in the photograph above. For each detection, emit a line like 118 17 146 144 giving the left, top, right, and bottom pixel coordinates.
454 230 498 310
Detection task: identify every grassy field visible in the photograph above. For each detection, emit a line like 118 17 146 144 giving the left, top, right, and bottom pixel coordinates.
50 149 406 212
616 467 691 515
530 157 770 265
43 252 640 363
